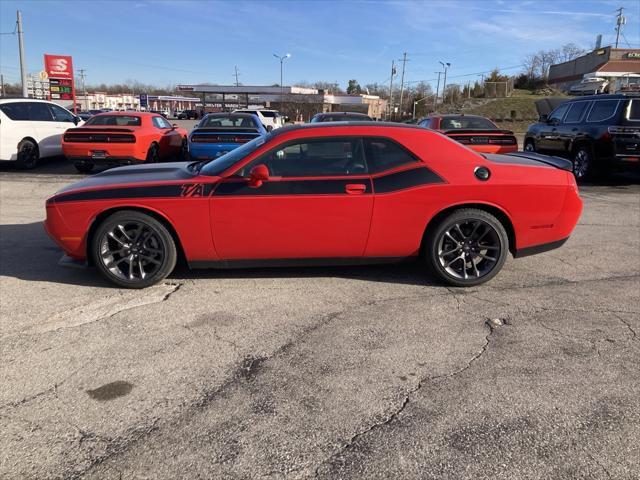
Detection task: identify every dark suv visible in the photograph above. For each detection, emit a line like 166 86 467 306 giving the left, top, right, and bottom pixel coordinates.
177 109 197 120
524 94 640 180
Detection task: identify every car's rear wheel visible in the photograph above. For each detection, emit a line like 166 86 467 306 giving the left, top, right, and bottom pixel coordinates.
146 143 160 163
572 145 593 181
16 139 39 170
91 210 177 288
426 209 508 287
523 139 535 152
179 137 188 161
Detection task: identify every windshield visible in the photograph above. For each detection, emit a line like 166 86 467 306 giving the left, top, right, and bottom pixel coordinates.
440 116 497 130
85 115 141 126
199 135 268 176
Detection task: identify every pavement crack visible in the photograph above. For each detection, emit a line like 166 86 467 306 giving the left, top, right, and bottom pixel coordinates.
314 318 497 477
613 313 638 341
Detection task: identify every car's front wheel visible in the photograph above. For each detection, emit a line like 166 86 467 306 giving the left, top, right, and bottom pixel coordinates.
426 209 509 287
91 210 177 288
523 139 535 152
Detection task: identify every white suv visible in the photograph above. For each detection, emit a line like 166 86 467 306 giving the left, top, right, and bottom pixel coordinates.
0 99 82 169
233 109 285 131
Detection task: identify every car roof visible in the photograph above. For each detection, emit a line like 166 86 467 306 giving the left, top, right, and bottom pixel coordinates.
430 114 490 119
268 121 425 138
0 98 62 105
92 111 148 116
565 93 640 101
315 112 370 116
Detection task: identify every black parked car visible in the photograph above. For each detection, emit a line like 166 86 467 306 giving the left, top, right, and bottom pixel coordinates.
524 93 640 180
177 109 197 120
310 111 373 122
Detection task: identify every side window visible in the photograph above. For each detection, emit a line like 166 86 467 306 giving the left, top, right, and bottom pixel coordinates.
0 102 30 121
364 138 420 174
49 104 76 122
28 103 54 121
564 102 590 123
245 138 365 177
628 100 640 121
587 100 620 123
152 116 170 128
419 119 431 128
548 103 570 123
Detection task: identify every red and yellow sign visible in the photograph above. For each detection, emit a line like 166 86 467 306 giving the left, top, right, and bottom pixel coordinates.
44 54 76 112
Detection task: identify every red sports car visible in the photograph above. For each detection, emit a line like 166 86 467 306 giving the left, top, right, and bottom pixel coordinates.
45 122 582 288
418 114 518 154
62 112 188 173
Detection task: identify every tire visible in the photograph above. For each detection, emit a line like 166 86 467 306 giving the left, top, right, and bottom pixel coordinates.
74 162 94 174
179 137 188 161
572 145 593 181
523 139 535 152
426 208 509 287
16 139 39 170
145 143 160 163
91 210 177 288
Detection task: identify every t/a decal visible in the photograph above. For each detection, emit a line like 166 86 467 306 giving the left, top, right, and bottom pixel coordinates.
181 183 206 197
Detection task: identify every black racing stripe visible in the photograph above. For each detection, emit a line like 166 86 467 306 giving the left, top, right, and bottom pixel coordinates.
214 178 372 196
54 184 185 203
372 166 444 193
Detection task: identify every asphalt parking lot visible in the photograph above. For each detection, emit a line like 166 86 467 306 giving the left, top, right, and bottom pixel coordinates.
1 153 639 479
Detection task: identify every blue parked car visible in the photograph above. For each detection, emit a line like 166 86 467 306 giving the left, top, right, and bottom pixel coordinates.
188 113 267 160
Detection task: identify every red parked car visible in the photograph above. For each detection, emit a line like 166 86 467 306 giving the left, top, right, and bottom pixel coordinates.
418 114 518 154
45 122 582 288
62 112 188 173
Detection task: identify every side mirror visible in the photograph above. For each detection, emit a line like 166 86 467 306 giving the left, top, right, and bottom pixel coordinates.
73 116 81 125
538 114 548 123
172 123 178 129
248 164 269 188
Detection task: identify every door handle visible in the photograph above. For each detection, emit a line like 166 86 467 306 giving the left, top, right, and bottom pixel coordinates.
345 183 367 194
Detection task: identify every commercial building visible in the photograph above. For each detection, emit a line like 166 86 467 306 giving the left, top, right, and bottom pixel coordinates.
176 84 387 120
548 46 640 92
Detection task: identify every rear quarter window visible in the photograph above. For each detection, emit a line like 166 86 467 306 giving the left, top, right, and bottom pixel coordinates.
627 100 640 121
587 100 620 123
364 138 420 174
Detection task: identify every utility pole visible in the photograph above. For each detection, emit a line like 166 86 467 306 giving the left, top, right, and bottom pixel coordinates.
0 74 4 97
388 60 396 118
615 7 626 49
434 71 442 107
17 10 28 98
439 61 450 104
233 65 240 87
398 52 408 118
79 69 87 111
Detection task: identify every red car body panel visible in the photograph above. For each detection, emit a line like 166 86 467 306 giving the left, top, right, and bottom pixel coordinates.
62 112 187 164
45 124 582 267
426 116 519 154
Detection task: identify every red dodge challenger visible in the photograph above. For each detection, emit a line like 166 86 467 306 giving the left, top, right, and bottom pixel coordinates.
45 122 582 288
418 114 518 154
62 112 188 173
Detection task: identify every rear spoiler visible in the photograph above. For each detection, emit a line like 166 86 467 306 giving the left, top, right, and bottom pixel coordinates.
443 129 514 135
504 152 573 172
193 127 260 133
69 127 135 133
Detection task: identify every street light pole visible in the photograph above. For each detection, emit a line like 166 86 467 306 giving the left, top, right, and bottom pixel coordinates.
413 94 434 119
439 61 450 104
17 10 28 98
273 53 291 102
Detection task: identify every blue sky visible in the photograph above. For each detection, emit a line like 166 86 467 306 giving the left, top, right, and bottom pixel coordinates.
1 0 638 91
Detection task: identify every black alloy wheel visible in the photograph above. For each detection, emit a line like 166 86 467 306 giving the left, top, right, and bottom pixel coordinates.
92 211 177 288
16 139 39 170
146 143 160 163
523 140 535 152
179 137 188 161
427 209 508 287
572 146 592 181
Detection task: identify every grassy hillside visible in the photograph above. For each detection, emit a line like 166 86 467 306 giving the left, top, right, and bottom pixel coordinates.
436 89 569 133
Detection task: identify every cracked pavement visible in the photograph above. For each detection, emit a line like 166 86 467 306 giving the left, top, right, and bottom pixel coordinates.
1 163 639 479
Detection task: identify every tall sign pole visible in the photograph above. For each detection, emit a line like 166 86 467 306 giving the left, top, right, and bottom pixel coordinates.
398 52 408 118
388 60 396 118
17 11 28 98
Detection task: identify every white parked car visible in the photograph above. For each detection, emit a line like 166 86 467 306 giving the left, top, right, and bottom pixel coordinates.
0 99 82 169
569 77 609 96
233 108 285 131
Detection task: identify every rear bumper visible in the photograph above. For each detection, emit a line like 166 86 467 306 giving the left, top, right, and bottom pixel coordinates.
189 143 241 160
68 156 143 166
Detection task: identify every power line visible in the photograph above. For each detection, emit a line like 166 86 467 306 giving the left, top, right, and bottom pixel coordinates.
0 20 17 35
